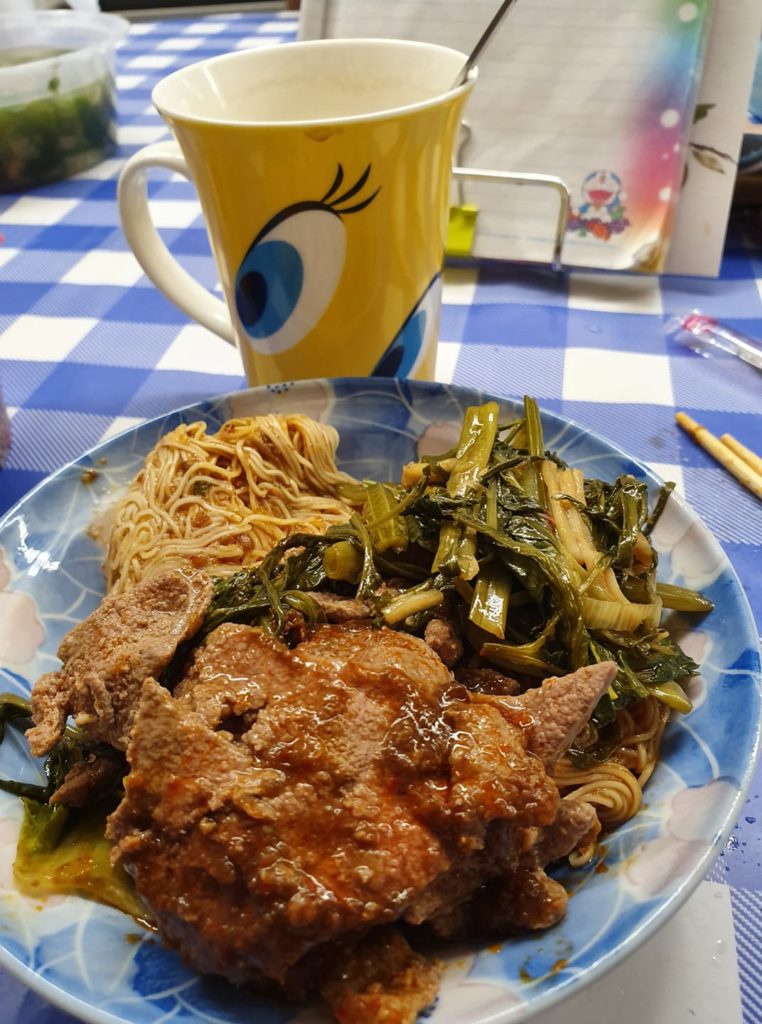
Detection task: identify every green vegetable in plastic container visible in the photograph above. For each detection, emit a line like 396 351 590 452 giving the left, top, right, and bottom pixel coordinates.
0 67 117 192
0 12 128 193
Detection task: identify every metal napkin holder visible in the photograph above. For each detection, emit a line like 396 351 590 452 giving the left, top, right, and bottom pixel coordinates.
451 122 571 270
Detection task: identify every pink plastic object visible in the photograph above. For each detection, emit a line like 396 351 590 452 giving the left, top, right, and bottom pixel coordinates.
672 312 762 371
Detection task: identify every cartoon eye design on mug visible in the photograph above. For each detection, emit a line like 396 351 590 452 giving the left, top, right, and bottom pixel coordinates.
234 165 379 356
372 274 442 378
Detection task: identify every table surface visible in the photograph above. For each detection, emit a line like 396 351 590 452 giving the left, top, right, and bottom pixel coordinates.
0 10 761 1024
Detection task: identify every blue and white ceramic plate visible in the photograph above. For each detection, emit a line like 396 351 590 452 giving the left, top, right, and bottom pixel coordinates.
0 378 759 1024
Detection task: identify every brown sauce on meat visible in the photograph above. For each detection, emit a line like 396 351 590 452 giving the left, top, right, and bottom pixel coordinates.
106 622 563 990
20 579 618 1023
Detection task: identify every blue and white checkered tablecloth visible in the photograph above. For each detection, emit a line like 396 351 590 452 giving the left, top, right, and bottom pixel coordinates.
0 10 761 1024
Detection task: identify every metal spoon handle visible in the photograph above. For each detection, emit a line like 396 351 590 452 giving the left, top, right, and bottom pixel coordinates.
452 0 521 89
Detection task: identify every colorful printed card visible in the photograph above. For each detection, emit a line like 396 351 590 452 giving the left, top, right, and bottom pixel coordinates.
300 0 715 272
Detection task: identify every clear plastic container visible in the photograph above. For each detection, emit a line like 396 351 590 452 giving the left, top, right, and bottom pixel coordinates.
0 11 129 192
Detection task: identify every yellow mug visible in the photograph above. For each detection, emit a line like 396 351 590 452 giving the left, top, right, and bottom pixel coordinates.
118 39 475 385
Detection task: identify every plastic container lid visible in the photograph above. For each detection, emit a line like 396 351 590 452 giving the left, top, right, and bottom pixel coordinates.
0 10 129 110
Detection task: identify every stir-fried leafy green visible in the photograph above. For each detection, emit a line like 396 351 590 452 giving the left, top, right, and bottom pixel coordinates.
187 397 709 742
0 694 139 916
0 695 80 806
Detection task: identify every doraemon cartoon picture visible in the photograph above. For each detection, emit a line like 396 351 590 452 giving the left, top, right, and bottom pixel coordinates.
568 169 630 241
579 170 623 223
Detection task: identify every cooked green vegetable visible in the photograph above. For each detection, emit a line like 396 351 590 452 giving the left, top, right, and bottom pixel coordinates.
383 585 444 625
223 401 708 734
646 680 693 714
0 694 81 804
433 402 499 580
655 582 715 613
180 397 710 746
14 800 145 920
469 563 510 638
446 402 500 498
0 694 139 917
482 614 560 677
517 395 547 507
324 539 363 582
0 69 117 193
0 692 34 746
364 483 409 553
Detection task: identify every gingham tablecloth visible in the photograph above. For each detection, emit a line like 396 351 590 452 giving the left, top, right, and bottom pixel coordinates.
1 11 761 1024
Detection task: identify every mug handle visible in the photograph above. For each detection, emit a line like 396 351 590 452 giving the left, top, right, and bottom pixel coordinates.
118 141 236 344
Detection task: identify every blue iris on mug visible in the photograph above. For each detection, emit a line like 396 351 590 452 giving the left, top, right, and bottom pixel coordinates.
236 241 304 339
372 274 442 378
234 165 379 356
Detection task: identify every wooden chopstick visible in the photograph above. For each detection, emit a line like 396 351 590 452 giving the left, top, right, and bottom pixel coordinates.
676 412 762 500
720 433 762 478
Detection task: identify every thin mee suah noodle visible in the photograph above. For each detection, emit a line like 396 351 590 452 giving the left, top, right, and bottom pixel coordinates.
105 415 356 593
554 695 671 860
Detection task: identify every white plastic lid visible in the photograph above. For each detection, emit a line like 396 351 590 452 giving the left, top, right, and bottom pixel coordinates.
0 10 128 107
